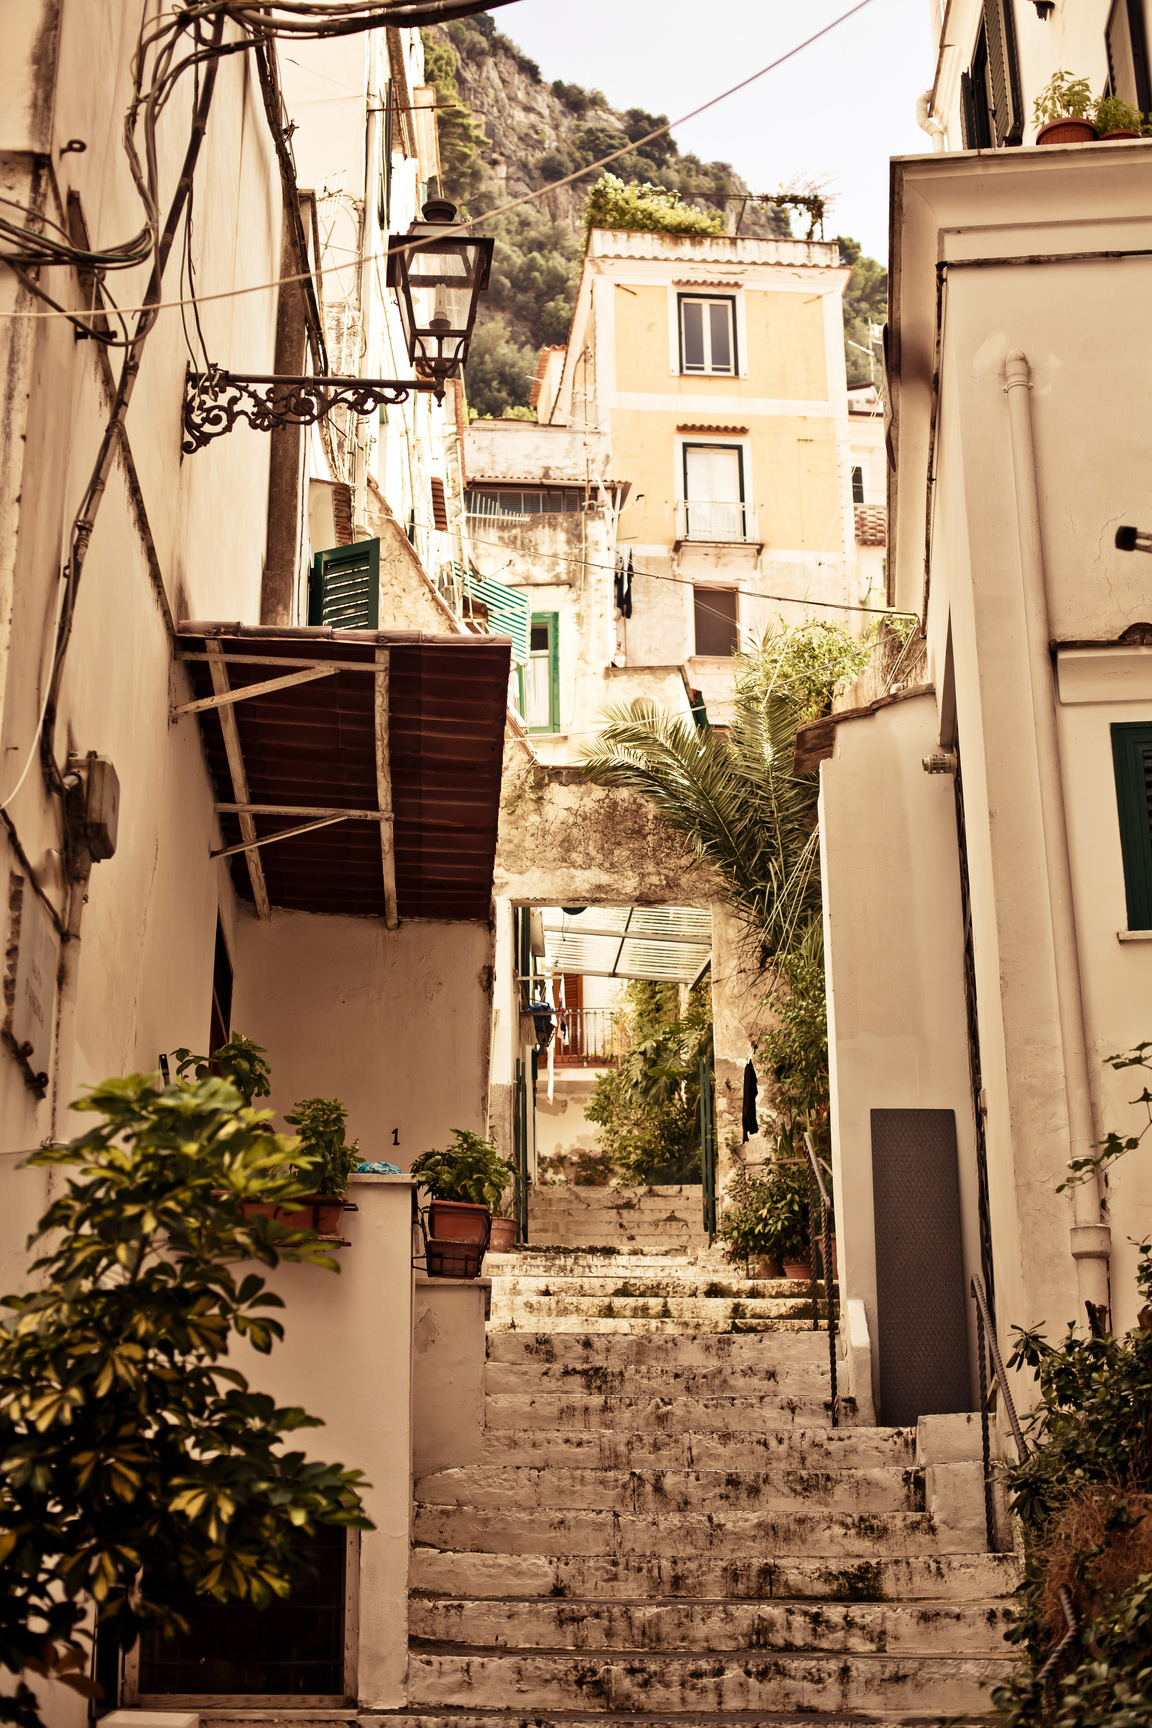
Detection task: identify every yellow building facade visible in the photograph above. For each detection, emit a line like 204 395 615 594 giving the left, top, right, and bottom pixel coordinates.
541 227 860 719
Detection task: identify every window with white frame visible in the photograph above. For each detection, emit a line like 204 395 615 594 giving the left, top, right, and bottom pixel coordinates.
678 295 737 376
682 443 746 542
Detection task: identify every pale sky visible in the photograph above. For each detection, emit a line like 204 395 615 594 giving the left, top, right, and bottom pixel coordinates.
498 0 937 264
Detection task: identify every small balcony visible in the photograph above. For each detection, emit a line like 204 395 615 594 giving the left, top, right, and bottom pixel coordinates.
674 498 759 546
554 1007 629 1068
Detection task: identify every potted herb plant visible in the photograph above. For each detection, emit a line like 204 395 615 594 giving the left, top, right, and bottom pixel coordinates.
410 1129 516 1246
1033 72 1096 145
488 1182 519 1253
1093 93 1146 140
281 1096 361 1234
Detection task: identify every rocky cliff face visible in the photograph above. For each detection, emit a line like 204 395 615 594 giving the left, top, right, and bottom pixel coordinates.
423 13 788 414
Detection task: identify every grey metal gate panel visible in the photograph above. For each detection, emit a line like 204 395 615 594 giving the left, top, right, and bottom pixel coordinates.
871 1108 971 1427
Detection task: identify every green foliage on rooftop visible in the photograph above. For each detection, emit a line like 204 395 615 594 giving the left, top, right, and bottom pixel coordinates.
582 173 726 245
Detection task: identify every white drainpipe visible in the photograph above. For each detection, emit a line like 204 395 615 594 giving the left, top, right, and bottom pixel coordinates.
916 91 948 151
1003 350 1110 1317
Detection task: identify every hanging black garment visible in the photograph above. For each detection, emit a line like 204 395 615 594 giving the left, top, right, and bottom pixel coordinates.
742 1059 758 1142
622 550 633 619
614 554 625 613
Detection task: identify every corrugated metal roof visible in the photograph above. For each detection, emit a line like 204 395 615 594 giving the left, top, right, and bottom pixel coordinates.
541 906 712 982
178 623 509 922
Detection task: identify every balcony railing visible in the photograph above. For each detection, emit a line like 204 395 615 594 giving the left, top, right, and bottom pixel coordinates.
674 499 759 544
554 1007 629 1067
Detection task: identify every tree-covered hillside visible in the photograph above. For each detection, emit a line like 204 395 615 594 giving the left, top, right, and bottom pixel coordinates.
423 15 886 415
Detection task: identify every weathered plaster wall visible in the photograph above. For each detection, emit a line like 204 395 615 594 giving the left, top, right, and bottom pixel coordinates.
820 694 980 1418
228 1176 414 1710
232 911 494 1169
412 1273 488 1476
494 755 721 908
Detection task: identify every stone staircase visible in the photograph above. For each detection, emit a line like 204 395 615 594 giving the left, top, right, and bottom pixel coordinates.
406 1186 1019 1726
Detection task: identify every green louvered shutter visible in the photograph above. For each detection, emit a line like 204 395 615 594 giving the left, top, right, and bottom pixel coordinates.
983 0 1023 146
310 538 380 628
457 564 530 665
1111 721 1152 930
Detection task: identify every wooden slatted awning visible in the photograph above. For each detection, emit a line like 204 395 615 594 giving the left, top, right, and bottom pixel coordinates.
176 623 510 923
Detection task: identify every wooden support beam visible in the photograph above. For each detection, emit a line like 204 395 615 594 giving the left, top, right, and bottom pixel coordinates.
215 802 390 820
375 647 399 930
207 642 271 919
211 815 347 860
172 665 334 717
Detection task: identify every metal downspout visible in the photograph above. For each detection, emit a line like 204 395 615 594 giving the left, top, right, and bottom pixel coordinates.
1002 350 1110 1317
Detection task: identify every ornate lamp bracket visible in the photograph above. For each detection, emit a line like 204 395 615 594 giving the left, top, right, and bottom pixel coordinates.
182 367 444 454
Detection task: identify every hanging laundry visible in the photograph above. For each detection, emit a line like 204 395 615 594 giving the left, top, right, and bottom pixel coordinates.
622 550 634 619
742 1059 759 1142
614 553 626 613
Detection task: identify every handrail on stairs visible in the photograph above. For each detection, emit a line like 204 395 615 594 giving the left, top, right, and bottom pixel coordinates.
970 1271 1028 1553
801 1129 838 1428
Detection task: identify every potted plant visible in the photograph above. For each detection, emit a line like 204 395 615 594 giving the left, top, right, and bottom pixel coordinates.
488 1191 519 1254
280 1096 361 1234
1033 72 1096 145
1093 93 1146 140
717 1165 785 1279
410 1129 516 1246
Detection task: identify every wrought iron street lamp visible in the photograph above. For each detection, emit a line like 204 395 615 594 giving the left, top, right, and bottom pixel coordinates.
181 199 492 454
387 199 493 388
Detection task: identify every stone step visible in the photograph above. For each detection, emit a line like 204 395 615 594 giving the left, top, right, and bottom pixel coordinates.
493 1295 828 1325
406 1650 1012 1716
484 1359 832 1398
465 1426 914 1472
485 1393 845 1434
408 1595 1014 1655
374 1714 993 1728
490 1275 826 1302
529 1185 704 1206
409 1547 1020 1603
488 1314 825 1336
415 1464 921 1516
487 1252 700 1276
412 1504 968 1559
527 1232 712 1250
485 1330 832 1366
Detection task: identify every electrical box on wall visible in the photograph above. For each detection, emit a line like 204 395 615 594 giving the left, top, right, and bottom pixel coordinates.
66 753 120 862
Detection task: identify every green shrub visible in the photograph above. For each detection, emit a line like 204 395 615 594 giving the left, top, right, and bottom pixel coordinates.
1033 70 1094 126
463 317 537 418
584 981 712 1185
582 173 725 245
410 1129 515 1210
283 1096 360 1197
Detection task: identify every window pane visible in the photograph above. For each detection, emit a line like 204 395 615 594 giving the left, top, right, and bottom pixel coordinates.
852 465 865 504
682 301 705 370
525 655 552 727
694 588 739 657
709 301 732 371
530 624 550 652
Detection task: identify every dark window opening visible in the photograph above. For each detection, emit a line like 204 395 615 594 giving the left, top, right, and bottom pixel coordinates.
466 487 584 518
1106 0 1152 110
678 295 737 376
209 917 233 1057
137 1526 347 1699
694 587 739 658
1112 721 1152 930
851 465 865 504
961 29 995 148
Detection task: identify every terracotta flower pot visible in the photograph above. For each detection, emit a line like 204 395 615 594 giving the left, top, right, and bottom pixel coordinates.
488 1216 518 1253
429 1198 491 1244
1036 118 1097 145
783 1259 812 1281
752 1255 784 1279
1100 128 1142 139
239 1195 345 1233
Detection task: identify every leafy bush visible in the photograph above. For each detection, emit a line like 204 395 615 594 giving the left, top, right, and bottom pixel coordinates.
283 1096 360 1197
717 1158 808 1268
0 1074 368 1728
836 234 887 387
552 80 590 116
410 1129 515 1210
582 173 725 245
464 316 537 418
584 981 712 1185
1033 70 1094 126
173 1031 271 1106
420 32 489 207
1094 93 1146 135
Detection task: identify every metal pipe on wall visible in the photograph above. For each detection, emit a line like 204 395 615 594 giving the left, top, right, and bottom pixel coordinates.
1003 349 1110 1318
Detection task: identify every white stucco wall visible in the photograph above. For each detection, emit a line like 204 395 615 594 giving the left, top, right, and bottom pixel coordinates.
231 911 494 1169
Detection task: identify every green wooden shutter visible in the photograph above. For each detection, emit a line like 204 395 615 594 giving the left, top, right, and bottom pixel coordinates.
457 564 531 664
309 538 380 628
983 0 1023 145
1111 721 1152 929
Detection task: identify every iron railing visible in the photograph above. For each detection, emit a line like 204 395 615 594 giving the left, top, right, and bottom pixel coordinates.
802 1130 838 1427
674 498 759 543
554 1007 627 1066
